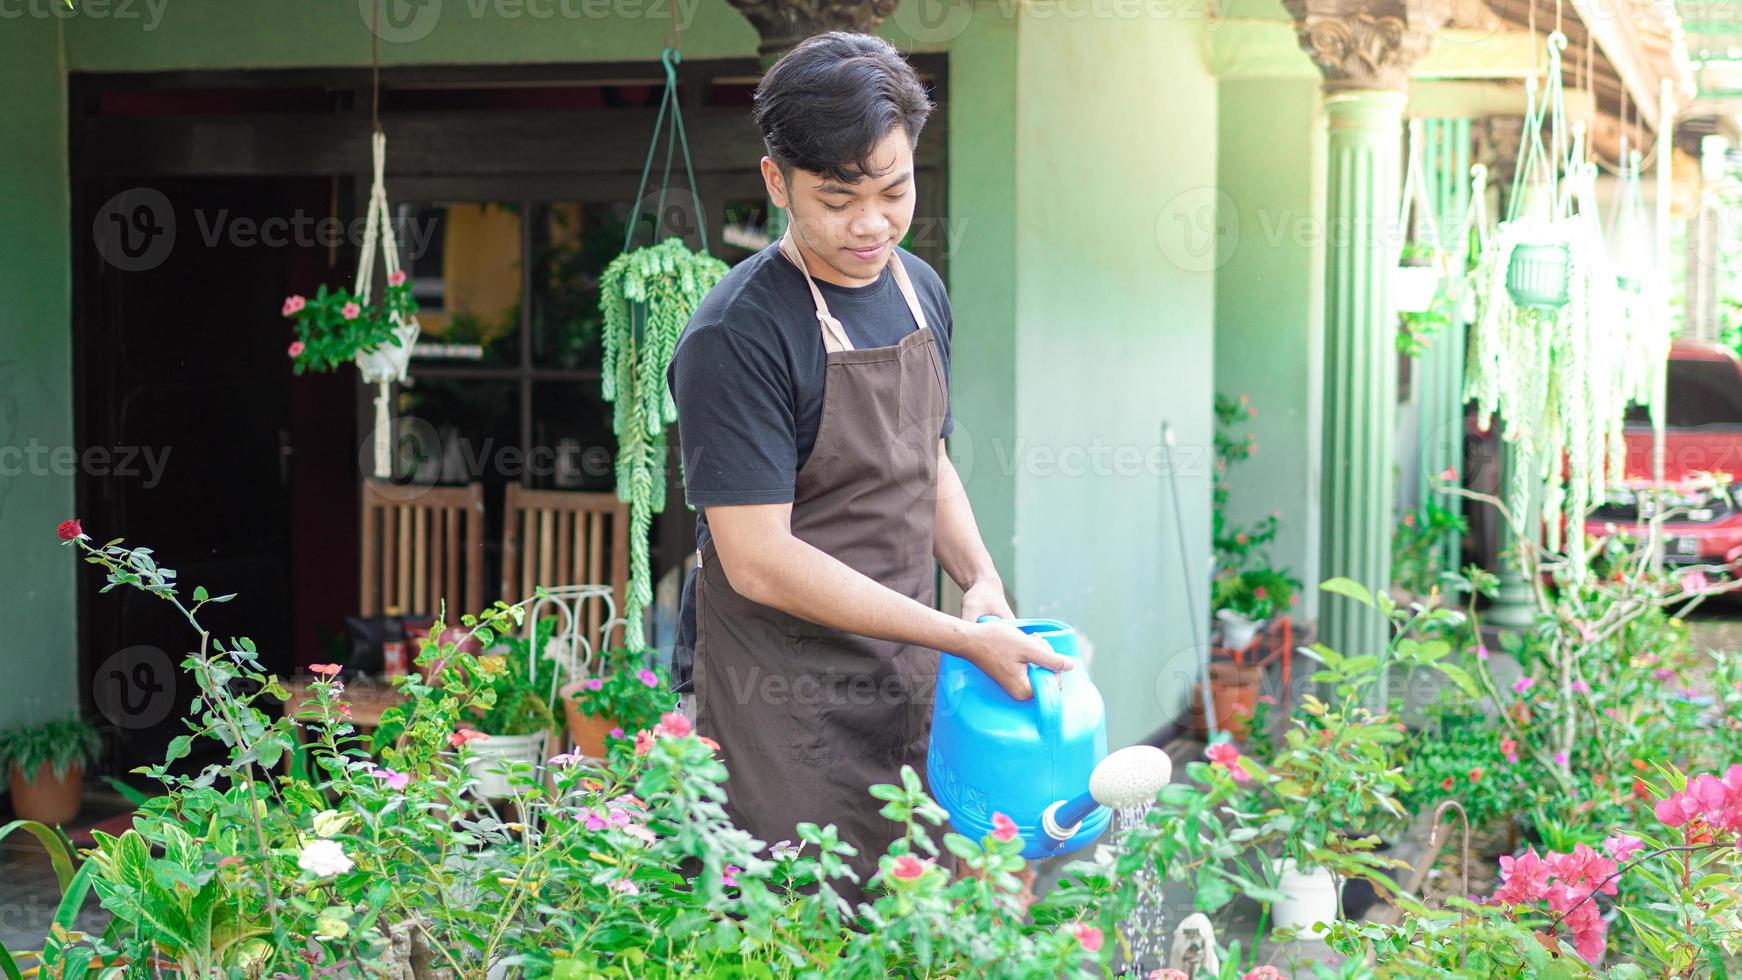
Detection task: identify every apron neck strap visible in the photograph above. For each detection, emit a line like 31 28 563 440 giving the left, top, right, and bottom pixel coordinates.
777 228 929 354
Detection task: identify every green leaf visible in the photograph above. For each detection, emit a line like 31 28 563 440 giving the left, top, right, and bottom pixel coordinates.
165 735 193 764
0 820 77 892
1433 663 1482 700
193 585 209 602
942 833 980 862
1194 868 1235 912
0 945 22 980
1319 577 1375 608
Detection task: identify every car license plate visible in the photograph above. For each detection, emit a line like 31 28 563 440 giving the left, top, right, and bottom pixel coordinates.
1672 536 1698 556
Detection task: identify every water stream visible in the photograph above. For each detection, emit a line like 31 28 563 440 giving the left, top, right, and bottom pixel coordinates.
1116 801 1169 972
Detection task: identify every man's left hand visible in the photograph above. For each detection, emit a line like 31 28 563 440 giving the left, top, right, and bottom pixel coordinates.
960 579 1015 623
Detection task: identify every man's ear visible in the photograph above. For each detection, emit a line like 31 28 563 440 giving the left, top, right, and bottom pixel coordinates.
760 156 789 210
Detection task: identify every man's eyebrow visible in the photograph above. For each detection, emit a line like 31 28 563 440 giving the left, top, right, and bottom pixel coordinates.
814 170 913 195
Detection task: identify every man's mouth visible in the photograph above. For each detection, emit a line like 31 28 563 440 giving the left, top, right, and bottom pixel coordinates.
845 241 889 260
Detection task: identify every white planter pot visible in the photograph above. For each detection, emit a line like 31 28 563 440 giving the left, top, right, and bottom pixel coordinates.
466 731 548 798
1392 264 1441 314
1216 609 1265 651
1272 860 1342 934
354 318 420 384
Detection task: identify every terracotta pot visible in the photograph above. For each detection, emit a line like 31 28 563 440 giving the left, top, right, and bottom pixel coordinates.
1190 662 1262 740
559 679 621 759
11 762 84 826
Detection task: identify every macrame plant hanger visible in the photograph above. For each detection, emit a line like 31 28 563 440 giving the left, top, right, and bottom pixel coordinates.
1397 120 1448 274
355 7 419 480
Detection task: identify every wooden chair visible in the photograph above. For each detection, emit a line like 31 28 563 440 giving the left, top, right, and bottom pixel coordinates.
359 480 486 618
501 485 631 647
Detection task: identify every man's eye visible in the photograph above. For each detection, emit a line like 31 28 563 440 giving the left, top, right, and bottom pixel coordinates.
885 193 907 202
825 202 849 212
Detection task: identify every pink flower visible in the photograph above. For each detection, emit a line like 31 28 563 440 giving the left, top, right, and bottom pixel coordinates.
633 730 656 756
388 270 407 287
547 752 582 767
341 302 361 320
608 727 624 739
638 669 659 688
1257 694 1278 705
1571 679 1590 694
583 678 604 691
1493 847 1551 904
309 663 342 677
1438 465 1458 481
722 864 740 888
1554 752 1569 767
448 728 488 749
1576 621 1597 642
288 341 305 358
991 811 1021 844
1652 667 1677 683
891 854 929 881
657 711 692 738
1253 586 1268 600
1206 741 1252 784
282 295 306 316
1242 968 1285 980
1476 644 1490 661
608 877 639 895
1403 512 1417 527
584 811 607 831
1149 971 1190 980
1511 676 1536 695
1068 922 1103 953
367 766 410 790
1681 570 1710 594
1603 834 1644 863
1499 735 1519 764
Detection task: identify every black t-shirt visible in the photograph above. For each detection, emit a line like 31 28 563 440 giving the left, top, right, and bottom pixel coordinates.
665 241 953 693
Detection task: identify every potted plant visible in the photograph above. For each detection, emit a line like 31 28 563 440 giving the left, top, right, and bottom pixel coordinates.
465 651 556 798
1393 240 1443 315
283 276 417 377
559 654 673 758
1212 568 1298 650
0 716 101 824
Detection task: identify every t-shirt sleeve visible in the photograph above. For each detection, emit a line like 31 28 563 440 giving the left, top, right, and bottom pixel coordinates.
669 320 799 506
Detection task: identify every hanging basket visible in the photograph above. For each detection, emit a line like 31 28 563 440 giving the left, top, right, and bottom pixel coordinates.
1505 241 1572 312
355 316 420 384
1392 264 1442 314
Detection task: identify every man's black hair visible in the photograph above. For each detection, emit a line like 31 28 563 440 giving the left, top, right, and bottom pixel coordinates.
753 32 934 185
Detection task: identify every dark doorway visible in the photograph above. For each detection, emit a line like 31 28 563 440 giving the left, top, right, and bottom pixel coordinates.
73 176 343 778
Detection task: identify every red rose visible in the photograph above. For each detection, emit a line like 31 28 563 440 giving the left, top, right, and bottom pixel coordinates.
57 519 83 541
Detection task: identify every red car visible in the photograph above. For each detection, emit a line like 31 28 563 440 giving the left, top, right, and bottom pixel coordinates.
1581 342 1742 566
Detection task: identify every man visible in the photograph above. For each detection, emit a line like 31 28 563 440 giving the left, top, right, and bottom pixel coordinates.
668 31 1072 901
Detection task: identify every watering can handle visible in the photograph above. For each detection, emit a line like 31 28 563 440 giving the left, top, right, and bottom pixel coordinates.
977 616 1064 740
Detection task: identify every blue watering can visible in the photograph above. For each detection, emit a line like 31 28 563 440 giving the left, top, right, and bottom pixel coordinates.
928 618 1135 859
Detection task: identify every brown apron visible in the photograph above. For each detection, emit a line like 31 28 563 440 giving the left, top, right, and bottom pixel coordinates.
693 231 949 904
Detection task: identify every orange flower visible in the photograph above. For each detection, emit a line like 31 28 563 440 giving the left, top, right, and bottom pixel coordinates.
1632 759 1649 772
309 663 342 677
698 735 721 752
1441 776 1455 792
1468 767 1484 784
633 730 656 756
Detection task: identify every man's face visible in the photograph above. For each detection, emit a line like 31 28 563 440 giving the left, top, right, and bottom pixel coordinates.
763 126 917 288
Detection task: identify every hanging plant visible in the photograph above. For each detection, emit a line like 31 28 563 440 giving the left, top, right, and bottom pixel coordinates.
1393 122 1447 317
284 277 417 375
280 131 421 479
1463 33 1666 582
600 237 728 652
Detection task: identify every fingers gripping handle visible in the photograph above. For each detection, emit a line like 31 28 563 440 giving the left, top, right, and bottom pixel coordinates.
978 615 1064 740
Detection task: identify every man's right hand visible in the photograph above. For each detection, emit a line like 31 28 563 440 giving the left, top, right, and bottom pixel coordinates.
965 619 1076 700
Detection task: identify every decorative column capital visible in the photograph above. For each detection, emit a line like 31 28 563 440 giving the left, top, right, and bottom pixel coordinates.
1280 0 1452 92
726 0 899 64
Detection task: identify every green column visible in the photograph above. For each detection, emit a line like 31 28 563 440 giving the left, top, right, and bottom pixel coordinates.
1418 117 1470 573
1319 90 1407 659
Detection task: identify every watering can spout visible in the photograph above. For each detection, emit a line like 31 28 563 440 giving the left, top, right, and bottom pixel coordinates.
1037 745 1175 848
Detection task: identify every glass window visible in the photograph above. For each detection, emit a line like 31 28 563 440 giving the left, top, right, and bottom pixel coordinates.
404 202 523 368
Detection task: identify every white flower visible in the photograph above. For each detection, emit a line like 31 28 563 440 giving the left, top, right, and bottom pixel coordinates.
297 839 354 878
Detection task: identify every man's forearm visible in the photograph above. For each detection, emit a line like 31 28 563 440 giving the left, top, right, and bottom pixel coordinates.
728 533 978 654
933 442 1000 592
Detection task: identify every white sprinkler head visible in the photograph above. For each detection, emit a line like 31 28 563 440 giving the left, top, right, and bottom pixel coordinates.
1088 745 1173 808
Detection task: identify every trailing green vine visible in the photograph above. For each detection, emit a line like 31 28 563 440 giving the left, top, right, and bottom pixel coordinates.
600 236 728 650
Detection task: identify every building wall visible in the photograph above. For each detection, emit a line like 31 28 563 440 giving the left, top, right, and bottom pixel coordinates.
0 19 78 728
1213 77 1325 629
1006 2 1220 746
